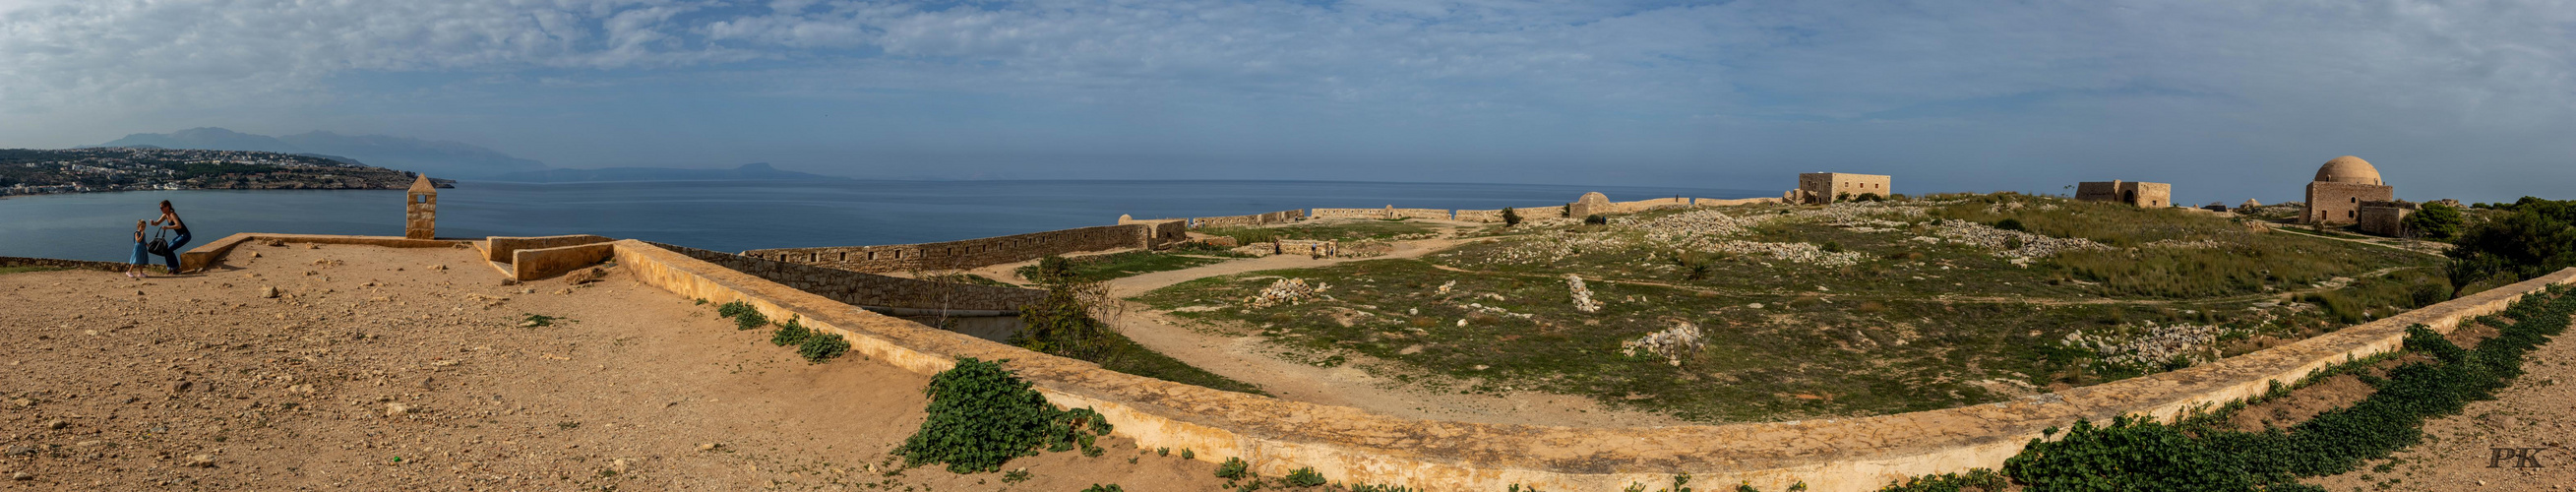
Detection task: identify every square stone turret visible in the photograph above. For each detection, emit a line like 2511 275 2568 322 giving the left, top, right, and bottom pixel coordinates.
405 174 437 239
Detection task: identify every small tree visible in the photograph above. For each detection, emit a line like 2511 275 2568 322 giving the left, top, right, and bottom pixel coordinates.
2403 203 2465 240
1584 215 1609 225
1836 192 1852 203
1502 208 1523 226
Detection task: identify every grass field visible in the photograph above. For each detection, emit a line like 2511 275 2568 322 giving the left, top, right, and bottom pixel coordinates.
1012 251 1230 282
1136 194 2450 422
1198 218 1439 244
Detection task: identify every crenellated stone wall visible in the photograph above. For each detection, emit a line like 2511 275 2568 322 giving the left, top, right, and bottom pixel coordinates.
741 223 1181 274
653 241 1043 312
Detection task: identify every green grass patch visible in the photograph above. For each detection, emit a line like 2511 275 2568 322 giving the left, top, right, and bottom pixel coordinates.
1200 219 1437 244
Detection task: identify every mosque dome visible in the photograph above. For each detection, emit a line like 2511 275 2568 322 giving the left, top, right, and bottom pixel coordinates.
2314 155 2382 185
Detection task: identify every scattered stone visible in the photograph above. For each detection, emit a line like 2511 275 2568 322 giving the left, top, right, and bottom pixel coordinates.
385 402 413 416
500 278 521 286
698 443 720 452
42 419 67 430
287 384 316 395
569 268 608 284
415 376 436 391
7 398 31 408
3 445 33 457
306 243 320 249
183 454 215 467
10 471 29 480
249 251 262 259
1248 278 1316 308
1622 322 1706 366
1565 275 1603 313
610 459 632 473
260 286 278 298
168 380 192 393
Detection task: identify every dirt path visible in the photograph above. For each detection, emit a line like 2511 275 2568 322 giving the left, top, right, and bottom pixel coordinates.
1103 237 1469 298
0 244 1227 491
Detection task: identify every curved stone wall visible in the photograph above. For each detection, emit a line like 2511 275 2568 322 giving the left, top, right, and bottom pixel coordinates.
613 237 2576 491
742 222 1187 274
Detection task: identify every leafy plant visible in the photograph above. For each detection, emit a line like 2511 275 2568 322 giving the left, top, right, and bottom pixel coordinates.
1284 466 1325 487
770 316 813 346
521 313 560 327
894 357 1115 473
1215 457 1251 480
797 333 850 362
1082 485 1125 492
715 300 768 331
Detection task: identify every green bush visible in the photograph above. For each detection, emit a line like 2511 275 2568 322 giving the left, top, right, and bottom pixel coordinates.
894 357 1114 473
1584 215 1609 225
1993 218 2024 231
1083 485 1125 492
1872 469 2005 492
770 317 813 346
1284 466 1325 487
715 300 769 331
1503 208 1523 226
716 300 756 319
1856 193 1884 202
1215 457 1250 480
797 333 850 362
2403 203 2464 240
2448 197 2576 289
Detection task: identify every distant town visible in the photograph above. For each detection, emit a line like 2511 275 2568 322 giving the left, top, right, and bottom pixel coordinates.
0 147 449 197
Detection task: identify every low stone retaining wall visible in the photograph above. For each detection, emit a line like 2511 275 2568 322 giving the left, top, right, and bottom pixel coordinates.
612 236 2576 492
1390 208 1451 220
1309 208 1387 219
181 233 469 272
1193 210 1307 228
511 243 615 281
0 256 130 273
1275 239 1337 257
1693 197 1779 207
652 241 1043 313
484 234 613 262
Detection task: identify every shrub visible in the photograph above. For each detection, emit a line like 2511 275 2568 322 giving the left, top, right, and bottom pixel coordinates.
1856 193 1884 202
716 300 756 320
1502 208 1523 226
797 333 850 362
1083 485 1125 492
1284 466 1325 487
1820 241 1844 253
1562 204 1571 217
1584 215 1609 225
1215 457 1250 480
2403 202 2465 240
770 317 813 346
715 300 769 331
895 357 1114 473
1993 218 2025 231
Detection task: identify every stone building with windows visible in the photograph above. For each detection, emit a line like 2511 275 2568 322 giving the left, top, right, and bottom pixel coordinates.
1785 172 1892 205
2303 155 2394 224
2075 180 2173 208
2358 200 2420 236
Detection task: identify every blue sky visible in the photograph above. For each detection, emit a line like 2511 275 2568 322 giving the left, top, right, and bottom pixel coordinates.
4 0 2574 204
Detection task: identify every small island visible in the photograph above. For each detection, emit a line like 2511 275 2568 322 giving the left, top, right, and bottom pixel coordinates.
0 147 451 197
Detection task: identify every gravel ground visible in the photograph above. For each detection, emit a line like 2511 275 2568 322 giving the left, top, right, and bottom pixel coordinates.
0 242 1225 491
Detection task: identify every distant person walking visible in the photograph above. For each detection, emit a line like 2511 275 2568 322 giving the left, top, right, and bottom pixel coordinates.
151 200 191 275
127 219 152 278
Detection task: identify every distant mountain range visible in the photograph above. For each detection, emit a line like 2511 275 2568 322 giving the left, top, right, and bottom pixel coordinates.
87 127 844 182
92 127 544 179
484 162 844 183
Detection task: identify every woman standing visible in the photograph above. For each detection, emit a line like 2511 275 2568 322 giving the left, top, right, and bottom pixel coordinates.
152 200 191 275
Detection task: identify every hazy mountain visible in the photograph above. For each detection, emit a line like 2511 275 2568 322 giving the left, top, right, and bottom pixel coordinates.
91 127 545 179
484 162 845 183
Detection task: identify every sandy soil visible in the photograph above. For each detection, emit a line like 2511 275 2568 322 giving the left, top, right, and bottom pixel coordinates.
0 243 1228 491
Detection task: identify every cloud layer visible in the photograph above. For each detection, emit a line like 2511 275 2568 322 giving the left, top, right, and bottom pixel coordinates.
5 0 2574 202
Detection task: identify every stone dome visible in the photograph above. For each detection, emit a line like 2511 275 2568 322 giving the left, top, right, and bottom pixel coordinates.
2313 155 2382 185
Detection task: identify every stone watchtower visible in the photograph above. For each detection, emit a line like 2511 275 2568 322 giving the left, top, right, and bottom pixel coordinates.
405 174 437 239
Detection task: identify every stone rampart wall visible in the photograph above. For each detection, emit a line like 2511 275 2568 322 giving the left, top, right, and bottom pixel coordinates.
652 241 1042 312
0 256 131 273
1452 210 1504 222
610 233 2576 492
1194 210 1308 228
1389 208 1451 220
741 224 1162 274
485 234 614 262
1692 197 1778 207
512 243 615 281
1275 239 1337 257
1309 208 1386 219
181 233 469 273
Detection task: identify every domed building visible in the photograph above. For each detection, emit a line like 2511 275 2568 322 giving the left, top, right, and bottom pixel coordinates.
2302 155 2394 224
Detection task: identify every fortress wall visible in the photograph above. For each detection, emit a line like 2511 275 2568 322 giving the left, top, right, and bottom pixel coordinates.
616 232 2576 492
1309 208 1387 219
511 242 615 281
1693 197 1778 207
650 241 1042 312
740 224 1156 274
1451 210 1503 222
484 234 614 262
1194 210 1308 228
1390 208 1452 220
0 256 132 273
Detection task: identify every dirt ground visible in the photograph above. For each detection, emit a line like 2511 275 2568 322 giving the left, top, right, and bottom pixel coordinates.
0 243 1228 491
2304 322 2576 492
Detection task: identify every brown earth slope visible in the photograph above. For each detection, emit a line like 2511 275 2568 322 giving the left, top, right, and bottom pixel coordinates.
0 243 1226 491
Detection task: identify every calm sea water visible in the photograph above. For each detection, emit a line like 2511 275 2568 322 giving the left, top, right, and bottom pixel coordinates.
0 179 1765 263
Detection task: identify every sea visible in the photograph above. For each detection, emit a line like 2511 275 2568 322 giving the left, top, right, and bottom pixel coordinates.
0 179 1767 263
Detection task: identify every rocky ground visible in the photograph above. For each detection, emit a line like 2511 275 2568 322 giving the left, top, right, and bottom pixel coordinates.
0 243 1225 491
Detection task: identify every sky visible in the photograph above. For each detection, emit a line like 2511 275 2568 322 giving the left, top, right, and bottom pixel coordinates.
3 0 2574 204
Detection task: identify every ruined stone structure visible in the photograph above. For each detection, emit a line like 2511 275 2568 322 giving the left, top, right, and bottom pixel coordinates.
1188 210 1307 228
2358 200 2420 237
1275 239 1337 257
741 222 1187 274
2303 155 2395 224
1787 172 1892 205
2075 180 2173 208
404 174 437 239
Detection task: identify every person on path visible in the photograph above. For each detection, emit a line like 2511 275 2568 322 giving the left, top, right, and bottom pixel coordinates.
152 200 191 275
127 219 152 278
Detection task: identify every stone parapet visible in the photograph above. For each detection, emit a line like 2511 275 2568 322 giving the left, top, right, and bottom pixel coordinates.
653 241 1043 312
483 234 615 262
741 223 1176 274
511 242 615 281
1193 210 1308 228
